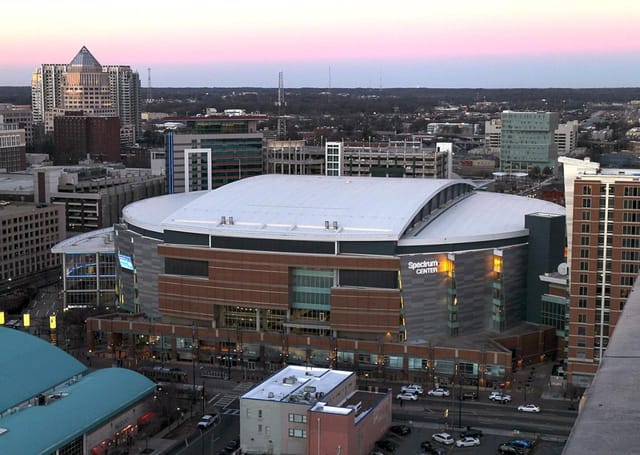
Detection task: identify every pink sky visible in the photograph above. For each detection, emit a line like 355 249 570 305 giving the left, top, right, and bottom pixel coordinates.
2 0 639 87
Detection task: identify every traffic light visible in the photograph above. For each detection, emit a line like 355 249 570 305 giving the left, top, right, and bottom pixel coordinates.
23 313 30 327
0 311 4 325
49 315 57 330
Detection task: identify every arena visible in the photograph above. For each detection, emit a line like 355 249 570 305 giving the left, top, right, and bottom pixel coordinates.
88 175 565 387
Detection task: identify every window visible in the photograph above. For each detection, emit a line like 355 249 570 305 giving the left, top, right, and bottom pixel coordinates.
258 409 262 418
578 299 588 308
578 286 588 296
582 186 592 195
577 326 586 335
579 261 589 271
579 274 588 283
288 428 307 438
580 249 589 258
581 224 590 233
581 211 591 221
578 314 587 323
288 413 307 423
580 236 589 246
582 199 591 208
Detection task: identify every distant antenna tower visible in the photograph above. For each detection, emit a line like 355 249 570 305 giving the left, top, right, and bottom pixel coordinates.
276 71 286 139
147 67 152 103
328 66 332 90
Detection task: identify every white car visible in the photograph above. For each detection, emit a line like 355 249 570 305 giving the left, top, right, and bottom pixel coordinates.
427 388 450 397
401 384 424 395
396 392 418 401
455 436 481 447
197 413 220 429
489 391 512 403
517 404 541 413
432 432 455 445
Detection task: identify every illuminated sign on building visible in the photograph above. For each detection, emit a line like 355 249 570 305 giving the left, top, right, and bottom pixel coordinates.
407 259 440 275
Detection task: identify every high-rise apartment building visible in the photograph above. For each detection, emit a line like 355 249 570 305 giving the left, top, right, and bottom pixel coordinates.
31 47 141 145
560 156 640 387
554 120 579 156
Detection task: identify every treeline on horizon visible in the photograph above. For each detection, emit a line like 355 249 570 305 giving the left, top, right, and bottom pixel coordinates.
2 86 639 115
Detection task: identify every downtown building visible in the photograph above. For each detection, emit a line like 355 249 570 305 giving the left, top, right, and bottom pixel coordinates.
31 46 141 146
84 174 565 389
485 113 576 167
162 113 266 193
560 156 640 387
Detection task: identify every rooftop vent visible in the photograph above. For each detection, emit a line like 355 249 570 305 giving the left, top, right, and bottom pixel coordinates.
283 376 297 385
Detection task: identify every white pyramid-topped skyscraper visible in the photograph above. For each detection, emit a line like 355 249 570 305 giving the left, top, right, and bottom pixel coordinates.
31 46 141 144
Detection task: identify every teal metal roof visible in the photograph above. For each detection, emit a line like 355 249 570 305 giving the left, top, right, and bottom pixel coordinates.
0 368 156 454
0 327 87 413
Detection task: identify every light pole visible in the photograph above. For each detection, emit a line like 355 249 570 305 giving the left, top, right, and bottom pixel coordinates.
192 322 197 406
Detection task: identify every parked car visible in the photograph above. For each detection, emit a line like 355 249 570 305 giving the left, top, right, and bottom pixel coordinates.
455 436 480 447
375 439 397 452
488 391 512 403
390 424 411 436
459 391 478 400
517 404 541 413
197 414 219 429
431 432 455 445
422 448 446 455
460 426 483 438
397 392 418 401
420 441 433 451
427 388 450 397
498 443 526 454
401 384 424 395
506 438 535 449
224 439 240 453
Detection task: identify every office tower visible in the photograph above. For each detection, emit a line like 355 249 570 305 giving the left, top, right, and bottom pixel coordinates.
31 47 141 145
0 123 26 171
486 117 577 160
492 112 560 173
63 47 113 113
163 112 265 193
0 104 34 149
560 156 640 387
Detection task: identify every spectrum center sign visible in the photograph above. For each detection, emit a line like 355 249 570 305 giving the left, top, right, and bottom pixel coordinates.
407 259 440 275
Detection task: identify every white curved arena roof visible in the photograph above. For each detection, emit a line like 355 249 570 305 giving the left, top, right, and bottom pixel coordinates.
122 175 565 245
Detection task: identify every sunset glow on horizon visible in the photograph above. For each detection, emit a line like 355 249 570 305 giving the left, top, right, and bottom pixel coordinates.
2 0 639 87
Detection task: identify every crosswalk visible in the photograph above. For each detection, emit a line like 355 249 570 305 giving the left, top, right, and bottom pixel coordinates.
207 381 255 415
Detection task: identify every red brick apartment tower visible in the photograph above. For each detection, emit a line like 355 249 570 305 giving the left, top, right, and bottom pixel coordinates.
564 160 640 387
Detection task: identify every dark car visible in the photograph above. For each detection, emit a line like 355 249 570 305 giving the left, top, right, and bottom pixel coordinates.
375 439 397 452
460 426 483 438
224 439 240 453
420 440 433 451
389 424 411 436
507 439 535 449
459 391 478 400
421 446 446 455
498 443 526 454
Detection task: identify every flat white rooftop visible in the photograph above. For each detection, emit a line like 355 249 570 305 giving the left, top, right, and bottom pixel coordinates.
242 365 353 404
